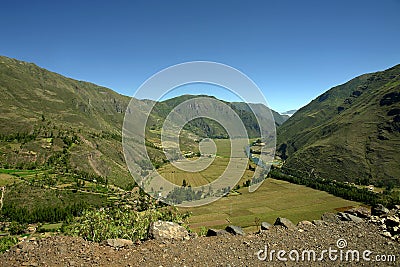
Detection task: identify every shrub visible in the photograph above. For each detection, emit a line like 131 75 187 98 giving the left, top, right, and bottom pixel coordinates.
63 206 190 242
8 221 26 235
0 236 18 252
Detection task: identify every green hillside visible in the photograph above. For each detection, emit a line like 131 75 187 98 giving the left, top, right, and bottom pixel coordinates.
151 95 287 139
277 64 400 186
0 55 284 189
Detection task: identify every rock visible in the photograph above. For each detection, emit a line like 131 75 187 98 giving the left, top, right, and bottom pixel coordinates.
346 214 364 223
321 212 340 223
372 204 389 216
312 220 327 226
386 216 400 227
274 217 296 230
345 206 371 219
105 238 133 248
338 212 363 223
391 226 400 234
297 220 313 227
206 229 229 237
338 212 351 221
260 222 272 230
382 231 392 238
225 225 245 236
148 221 189 240
189 232 198 239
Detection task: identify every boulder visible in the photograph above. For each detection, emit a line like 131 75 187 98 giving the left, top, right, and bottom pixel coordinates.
206 228 229 237
274 217 296 230
338 212 363 223
386 216 400 227
344 206 371 219
346 214 364 223
225 225 245 235
338 212 351 221
372 204 389 216
261 222 272 230
321 212 340 223
148 221 189 240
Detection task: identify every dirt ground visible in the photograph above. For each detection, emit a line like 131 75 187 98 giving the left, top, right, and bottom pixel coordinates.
1 221 399 266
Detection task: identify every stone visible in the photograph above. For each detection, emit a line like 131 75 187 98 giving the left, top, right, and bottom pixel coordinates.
206 229 229 237
391 226 400 234
372 204 389 216
260 222 272 230
105 238 133 248
344 206 371 219
321 212 340 223
297 220 313 227
382 231 392 238
338 212 351 221
148 221 189 240
386 216 400 227
274 217 296 230
346 214 364 223
225 225 245 235
312 220 327 226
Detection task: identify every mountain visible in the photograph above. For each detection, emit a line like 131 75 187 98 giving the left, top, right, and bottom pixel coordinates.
281 110 297 117
150 96 288 139
277 64 400 186
0 55 283 189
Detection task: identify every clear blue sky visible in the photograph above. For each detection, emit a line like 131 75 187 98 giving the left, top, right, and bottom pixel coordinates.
1 0 399 112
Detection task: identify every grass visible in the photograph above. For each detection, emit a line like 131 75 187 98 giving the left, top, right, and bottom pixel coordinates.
38 223 62 232
181 178 359 232
0 174 21 186
158 139 255 187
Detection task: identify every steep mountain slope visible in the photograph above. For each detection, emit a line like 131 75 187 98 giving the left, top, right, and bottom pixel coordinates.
151 95 287 139
277 64 400 186
0 55 283 189
0 56 149 187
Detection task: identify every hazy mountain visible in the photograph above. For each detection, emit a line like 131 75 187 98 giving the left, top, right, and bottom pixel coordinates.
281 110 297 117
277 64 400 186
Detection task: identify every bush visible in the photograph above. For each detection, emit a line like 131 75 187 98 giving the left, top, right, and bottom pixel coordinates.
63 206 190 242
0 236 18 252
8 221 27 235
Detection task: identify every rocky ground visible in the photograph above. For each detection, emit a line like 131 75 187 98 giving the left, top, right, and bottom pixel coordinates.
1 206 400 266
0 222 398 266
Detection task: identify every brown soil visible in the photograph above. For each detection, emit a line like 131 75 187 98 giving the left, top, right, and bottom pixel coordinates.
1 221 399 266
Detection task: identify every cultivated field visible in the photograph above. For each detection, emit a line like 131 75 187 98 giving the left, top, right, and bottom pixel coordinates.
156 139 360 232
182 178 359 232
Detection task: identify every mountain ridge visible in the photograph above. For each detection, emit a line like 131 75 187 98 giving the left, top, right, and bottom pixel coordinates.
0 55 285 188
277 64 400 186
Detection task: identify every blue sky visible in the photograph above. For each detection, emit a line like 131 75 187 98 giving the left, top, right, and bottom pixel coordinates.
1 0 399 112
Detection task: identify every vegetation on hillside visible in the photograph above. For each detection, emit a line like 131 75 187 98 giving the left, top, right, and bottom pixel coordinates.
277 64 400 186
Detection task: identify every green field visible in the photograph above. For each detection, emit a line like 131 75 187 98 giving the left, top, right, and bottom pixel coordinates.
181 178 359 232
157 139 256 187
158 139 359 232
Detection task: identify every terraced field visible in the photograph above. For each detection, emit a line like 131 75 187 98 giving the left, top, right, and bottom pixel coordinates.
183 178 359 232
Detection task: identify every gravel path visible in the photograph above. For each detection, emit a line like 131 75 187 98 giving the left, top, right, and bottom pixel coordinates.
1 221 399 266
